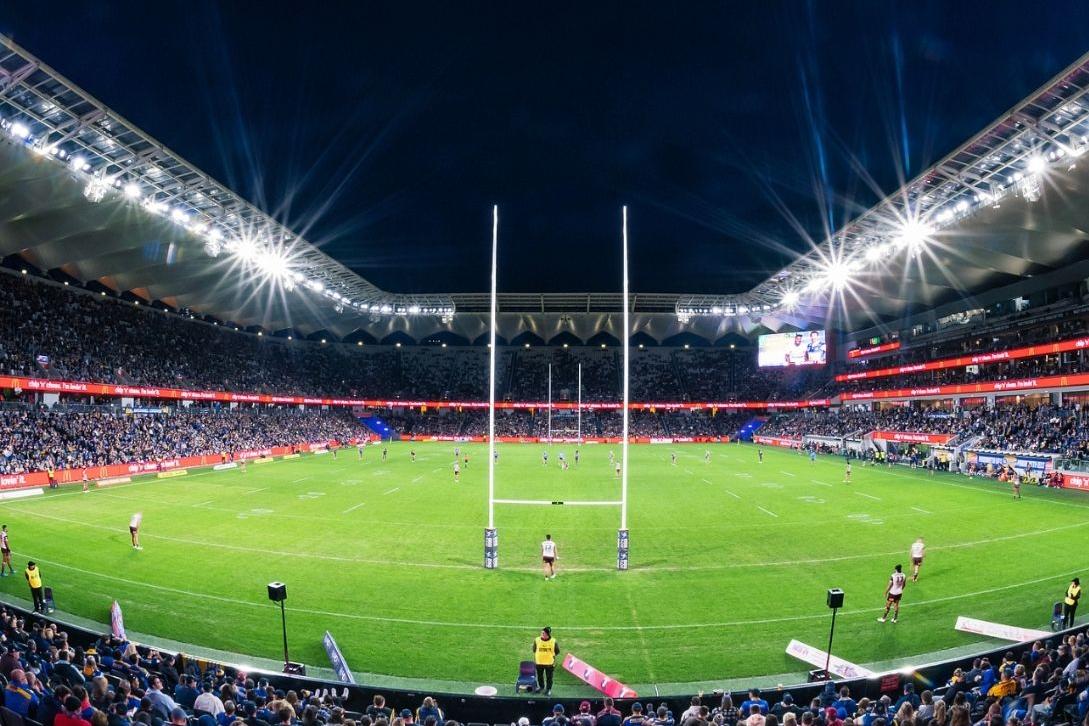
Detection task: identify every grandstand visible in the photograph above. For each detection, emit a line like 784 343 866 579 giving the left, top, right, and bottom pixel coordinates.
5 20 1089 726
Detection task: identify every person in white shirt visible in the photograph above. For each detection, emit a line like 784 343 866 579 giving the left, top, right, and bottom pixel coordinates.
541 534 558 580
129 512 143 550
910 538 925 582
878 564 907 623
785 334 808 365
193 682 225 716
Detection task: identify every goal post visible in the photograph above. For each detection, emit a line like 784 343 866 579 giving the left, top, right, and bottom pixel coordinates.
484 205 499 569
483 205 632 571
618 205 630 571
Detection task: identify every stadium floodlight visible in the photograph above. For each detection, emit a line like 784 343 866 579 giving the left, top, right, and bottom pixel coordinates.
122 182 142 200
1026 154 1048 175
822 260 857 291
69 155 89 172
864 242 890 264
893 220 933 253
234 237 259 263
408 304 421 314
781 290 800 308
144 198 167 215
10 122 30 140
380 304 392 314
305 279 324 293
256 251 291 280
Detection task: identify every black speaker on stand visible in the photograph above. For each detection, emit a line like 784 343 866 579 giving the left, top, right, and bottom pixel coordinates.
268 582 306 676
821 588 844 680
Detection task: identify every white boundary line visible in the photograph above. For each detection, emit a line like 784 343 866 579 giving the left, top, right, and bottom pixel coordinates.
18 552 1086 632
912 506 932 514
723 489 741 500
856 492 881 501
757 506 779 518
383 487 400 495
342 502 367 514
7 505 1089 573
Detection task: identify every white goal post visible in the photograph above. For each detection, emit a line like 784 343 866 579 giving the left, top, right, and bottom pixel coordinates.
483 206 632 570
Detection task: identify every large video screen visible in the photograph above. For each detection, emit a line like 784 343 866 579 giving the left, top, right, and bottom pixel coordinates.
758 330 827 367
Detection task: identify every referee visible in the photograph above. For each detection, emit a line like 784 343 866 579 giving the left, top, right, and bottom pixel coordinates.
533 626 557 695
1063 577 1082 628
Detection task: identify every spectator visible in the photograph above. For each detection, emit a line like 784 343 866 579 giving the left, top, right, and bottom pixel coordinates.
4 668 39 718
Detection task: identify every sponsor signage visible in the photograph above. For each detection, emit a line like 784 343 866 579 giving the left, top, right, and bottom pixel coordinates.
838 335 1089 382
954 616 1051 642
754 435 802 448
841 372 1089 401
847 341 901 359
870 431 954 445
785 639 875 679
0 374 829 412
322 631 355 684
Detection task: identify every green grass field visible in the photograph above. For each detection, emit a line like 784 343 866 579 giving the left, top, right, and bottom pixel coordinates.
0 441 1086 695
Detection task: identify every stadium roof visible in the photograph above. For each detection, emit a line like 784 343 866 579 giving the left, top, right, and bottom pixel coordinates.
3 35 1089 342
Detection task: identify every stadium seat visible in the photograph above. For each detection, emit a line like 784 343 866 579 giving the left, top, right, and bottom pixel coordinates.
0 706 27 726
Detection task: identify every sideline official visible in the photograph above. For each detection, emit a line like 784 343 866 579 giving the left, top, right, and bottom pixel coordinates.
24 561 44 613
533 626 557 695
1064 577 1082 628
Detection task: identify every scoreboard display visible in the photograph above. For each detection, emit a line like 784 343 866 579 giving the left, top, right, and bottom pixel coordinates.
758 330 827 367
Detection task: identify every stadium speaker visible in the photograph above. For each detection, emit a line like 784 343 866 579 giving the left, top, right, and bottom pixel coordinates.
826 588 844 609
268 582 287 602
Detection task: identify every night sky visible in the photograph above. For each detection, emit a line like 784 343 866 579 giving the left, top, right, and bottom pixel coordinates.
4 2 1089 294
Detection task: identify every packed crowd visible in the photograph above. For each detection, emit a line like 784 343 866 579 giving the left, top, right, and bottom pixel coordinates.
759 404 1089 458
0 405 364 475
4 603 1089 726
0 273 825 404
375 408 750 440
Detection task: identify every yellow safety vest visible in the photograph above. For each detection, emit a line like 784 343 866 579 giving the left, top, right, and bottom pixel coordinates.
534 636 556 666
25 567 41 589
1065 584 1081 607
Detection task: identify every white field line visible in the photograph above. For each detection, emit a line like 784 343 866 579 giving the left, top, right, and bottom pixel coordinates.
8 507 1089 573
757 506 779 518
810 480 833 487
779 471 796 477
912 506 932 514
701 478 712 484
22 553 1085 632
383 487 400 495
412 475 424 483
342 502 367 514
723 489 741 500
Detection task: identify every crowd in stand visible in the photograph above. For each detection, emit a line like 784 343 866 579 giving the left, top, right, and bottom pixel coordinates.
5 603 1089 726
0 406 363 475
759 404 1089 458
0 272 813 404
